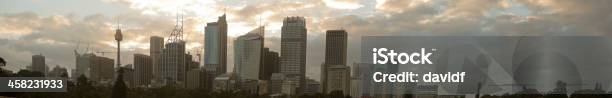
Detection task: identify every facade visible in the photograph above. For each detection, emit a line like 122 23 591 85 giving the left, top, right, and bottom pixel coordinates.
304 78 321 94
31 54 46 74
185 69 202 89
322 29 348 93
280 16 307 94
240 79 259 94
324 30 347 65
213 73 236 91
281 79 299 96
325 65 351 95
133 54 152 87
268 73 286 95
150 36 164 82
260 48 279 80
204 14 228 76
234 26 264 81
350 78 362 97
159 41 186 86
350 63 363 97
258 80 268 95
199 68 212 89
90 55 115 83
234 26 265 94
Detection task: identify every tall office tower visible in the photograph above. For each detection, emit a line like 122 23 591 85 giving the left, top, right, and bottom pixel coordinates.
234 26 264 80
234 26 264 93
160 41 186 85
324 30 347 65
133 54 152 87
31 54 46 74
90 55 115 83
260 48 279 80
150 36 164 80
280 16 307 94
322 30 348 93
204 14 228 76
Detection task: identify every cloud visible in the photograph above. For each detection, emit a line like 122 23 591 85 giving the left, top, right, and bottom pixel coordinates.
375 0 434 13
2 0 612 81
0 8 207 72
0 12 42 39
323 0 364 9
516 0 612 35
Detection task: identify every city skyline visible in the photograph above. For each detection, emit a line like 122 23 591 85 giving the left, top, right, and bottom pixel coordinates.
2 0 612 82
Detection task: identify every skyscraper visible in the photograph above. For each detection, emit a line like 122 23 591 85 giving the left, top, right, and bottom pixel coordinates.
260 48 279 80
159 41 186 85
204 14 228 76
185 69 202 89
324 30 347 65
234 26 265 93
31 54 46 74
133 54 152 87
234 26 264 80
90 55 115 83
280 16 307 94
150 36 164 81
322 29 348 93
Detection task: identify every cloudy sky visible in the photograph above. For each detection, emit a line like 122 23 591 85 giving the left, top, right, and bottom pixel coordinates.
1 0 611 80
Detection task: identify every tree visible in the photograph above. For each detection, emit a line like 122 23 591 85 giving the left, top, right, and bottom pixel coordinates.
15 70 44 77
112 69 127 98
328 90 347 98
0 57 5 66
